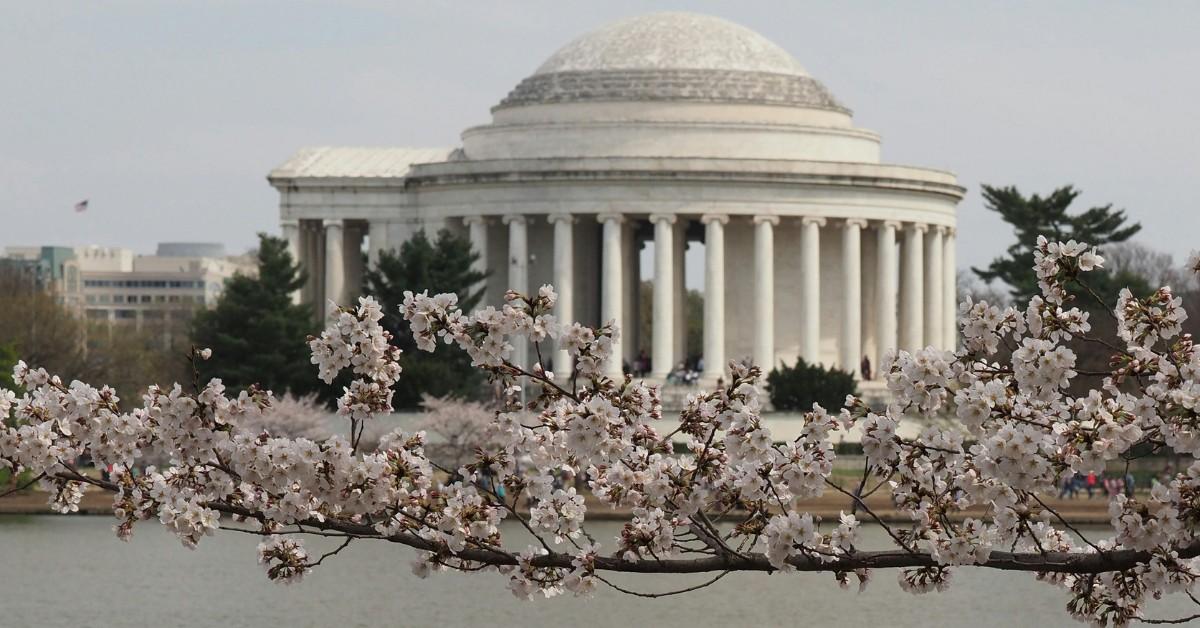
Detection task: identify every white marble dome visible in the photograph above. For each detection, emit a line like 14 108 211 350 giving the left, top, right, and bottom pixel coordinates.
495 12 843 113
534 12 810 76
475 13 862 161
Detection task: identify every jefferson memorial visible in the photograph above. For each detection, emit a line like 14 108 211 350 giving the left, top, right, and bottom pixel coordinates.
269 12 964 385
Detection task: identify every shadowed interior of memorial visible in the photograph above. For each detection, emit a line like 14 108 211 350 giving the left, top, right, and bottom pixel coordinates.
268 12 964 392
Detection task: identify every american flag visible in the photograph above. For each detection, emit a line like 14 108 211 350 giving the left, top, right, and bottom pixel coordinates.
74 199 88 213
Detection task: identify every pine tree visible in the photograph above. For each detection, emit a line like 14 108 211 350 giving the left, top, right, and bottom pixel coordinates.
191 234 320 397
972 185 1146 306
363 229 489 409
766 358 859 412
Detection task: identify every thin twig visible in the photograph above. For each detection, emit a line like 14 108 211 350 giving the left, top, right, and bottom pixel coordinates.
595 570 731 598
824 478 915 554
307 537 354 568
1028 492 1107 557
1141 614 1200 625
0 472 46 498
849 459 870 517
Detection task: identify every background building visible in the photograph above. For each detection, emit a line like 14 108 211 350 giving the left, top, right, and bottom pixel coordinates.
269 12 964 388
0 246 83 310
2 242 254 345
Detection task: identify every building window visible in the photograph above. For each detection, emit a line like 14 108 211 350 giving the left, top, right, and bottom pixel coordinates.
115 309 136 320
85 309 108 320
140 295 152 303
86 295 97 304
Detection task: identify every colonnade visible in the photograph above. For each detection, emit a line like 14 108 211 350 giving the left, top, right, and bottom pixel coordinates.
460 213 956 382
283 213 957 382
281 218 367 318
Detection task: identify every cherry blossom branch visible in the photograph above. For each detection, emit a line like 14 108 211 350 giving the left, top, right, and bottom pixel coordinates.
4 243 1200 624
49 467 1200 576
1027 492 1107 557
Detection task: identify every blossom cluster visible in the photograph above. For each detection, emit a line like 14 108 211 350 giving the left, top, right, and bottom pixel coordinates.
309 296 403 421
1 238 1200 626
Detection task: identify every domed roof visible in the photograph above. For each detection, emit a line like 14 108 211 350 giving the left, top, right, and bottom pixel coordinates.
533 12 810 77
496 12 844 112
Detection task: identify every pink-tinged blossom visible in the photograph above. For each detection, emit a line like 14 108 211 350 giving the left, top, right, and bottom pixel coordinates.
2 248 1200 625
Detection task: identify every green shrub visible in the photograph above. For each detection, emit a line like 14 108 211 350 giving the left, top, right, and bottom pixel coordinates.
0 467 35 492
766 358 859 412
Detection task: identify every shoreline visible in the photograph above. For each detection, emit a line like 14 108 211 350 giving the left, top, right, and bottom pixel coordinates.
0 489 1119 525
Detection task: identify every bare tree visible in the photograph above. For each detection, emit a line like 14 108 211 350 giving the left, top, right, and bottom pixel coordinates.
0 267 88 375
415 395 498 471
1104 241 1195 291
956 269 1010 306
241 393 331 441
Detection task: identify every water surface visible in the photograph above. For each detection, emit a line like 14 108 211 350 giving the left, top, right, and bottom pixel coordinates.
0 516 1194 628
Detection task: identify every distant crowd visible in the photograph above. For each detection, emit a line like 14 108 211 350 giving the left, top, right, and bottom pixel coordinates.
1057 468 1176 499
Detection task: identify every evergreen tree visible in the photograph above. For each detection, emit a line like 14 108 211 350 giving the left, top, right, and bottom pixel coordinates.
972 185 1146 306
363 229 488 409
766 358 859 412
191 234 320 397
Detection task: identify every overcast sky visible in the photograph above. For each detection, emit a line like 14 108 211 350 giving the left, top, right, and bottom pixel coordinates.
2 1 1197 279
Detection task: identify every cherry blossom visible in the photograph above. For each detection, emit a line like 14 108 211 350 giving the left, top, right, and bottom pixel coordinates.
2 237 1200 626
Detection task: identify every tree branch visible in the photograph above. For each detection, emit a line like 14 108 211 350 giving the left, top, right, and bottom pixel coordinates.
58 470 1195 577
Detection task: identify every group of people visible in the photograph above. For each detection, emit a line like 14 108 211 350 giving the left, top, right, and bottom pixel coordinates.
625 350 706 385
1058 471 1137 499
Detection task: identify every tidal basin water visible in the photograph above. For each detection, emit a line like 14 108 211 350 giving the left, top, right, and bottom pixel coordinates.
2 516 1196 628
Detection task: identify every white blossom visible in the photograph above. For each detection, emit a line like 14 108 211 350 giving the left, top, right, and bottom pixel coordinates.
2 236 1200 626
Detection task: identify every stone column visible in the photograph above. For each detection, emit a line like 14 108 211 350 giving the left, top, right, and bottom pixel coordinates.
548 214 575 378
299 221 312 304
924 226 944 350
875 221 899 374
701 214 727 382
753 216 778 372
464 216 490 309
599 214 625 378
344 223 365 301
673 221 688 363
801 217 825 364
422 216 448 236
900 223 926 351
388 220 419 252
623 223 640 365
313 221 326 312
841 219 865 375
281 220 301 304
323 219 344 319
367 220 388 270
503 215 528 369
943 228 957 350
650 214 676 380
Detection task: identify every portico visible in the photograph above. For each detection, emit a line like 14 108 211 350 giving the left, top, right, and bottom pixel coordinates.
268 13 965 386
